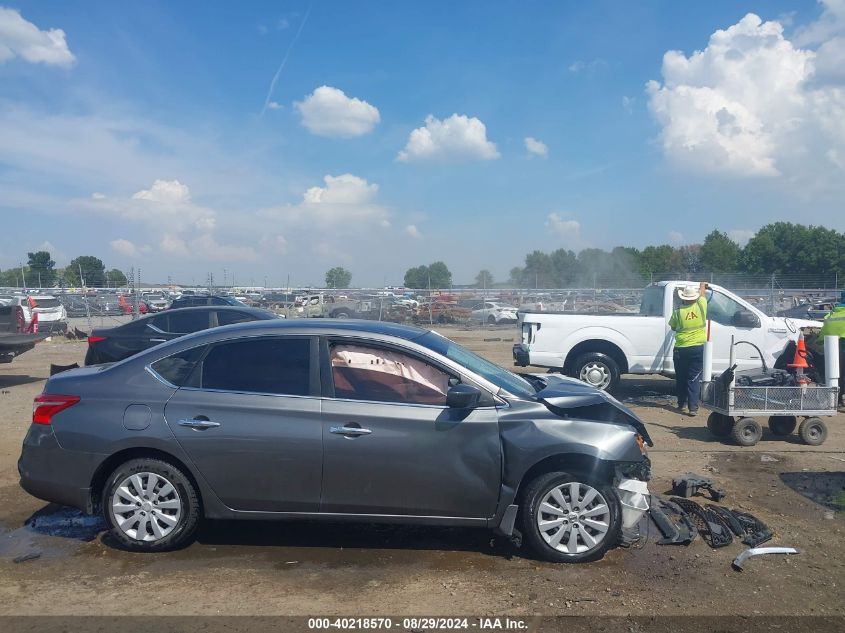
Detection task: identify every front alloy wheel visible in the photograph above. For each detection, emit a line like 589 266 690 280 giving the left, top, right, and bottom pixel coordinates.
537 482 610 554
521 471 621 563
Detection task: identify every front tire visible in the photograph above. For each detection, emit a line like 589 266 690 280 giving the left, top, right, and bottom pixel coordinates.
570 352 620 392
103 458 200 552
521 471 621 563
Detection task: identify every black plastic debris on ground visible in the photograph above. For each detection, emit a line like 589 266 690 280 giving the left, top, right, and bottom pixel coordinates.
671 473 726 502
648 496 698 545
670 497 733 548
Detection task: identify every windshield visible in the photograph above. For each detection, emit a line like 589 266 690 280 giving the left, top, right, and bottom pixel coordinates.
416 331 536 398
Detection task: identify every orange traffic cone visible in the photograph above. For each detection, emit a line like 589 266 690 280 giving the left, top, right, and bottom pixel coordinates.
788 331 811 385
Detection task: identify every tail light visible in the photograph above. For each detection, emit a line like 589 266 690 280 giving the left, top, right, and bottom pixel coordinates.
87 336 106 344
33 394 80 425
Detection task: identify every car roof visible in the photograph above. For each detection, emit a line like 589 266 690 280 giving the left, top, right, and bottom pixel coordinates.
213 318 430 338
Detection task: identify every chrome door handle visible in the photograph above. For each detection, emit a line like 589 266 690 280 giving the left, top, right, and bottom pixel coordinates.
150 338 166 343
330 425 372 436
178 419 221 430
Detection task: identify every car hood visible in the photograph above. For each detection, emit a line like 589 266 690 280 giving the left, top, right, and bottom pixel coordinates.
533 374 653 446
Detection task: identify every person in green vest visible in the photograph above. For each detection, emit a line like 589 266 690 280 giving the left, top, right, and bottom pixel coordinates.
820 291 845 404
669 281 709 416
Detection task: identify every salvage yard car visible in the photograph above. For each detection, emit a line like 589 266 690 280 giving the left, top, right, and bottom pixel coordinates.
471 301 519 325
513 281 818 393
19 320 652 563
85 306 279 364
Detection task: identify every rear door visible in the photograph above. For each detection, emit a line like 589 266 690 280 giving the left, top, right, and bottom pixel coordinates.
319 339 501 518
163 335 322 511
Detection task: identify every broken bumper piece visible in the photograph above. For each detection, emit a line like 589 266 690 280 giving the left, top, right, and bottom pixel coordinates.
732 547 799 571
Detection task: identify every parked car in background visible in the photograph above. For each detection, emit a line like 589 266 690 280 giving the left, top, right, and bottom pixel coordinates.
0 303 47 362
471 301 519 325
59 294 94 317
29 295 68 333
85 306 279 365
21 319 652 562
95 294 126 316
142 293 170 312
416 302 472 324
169 295 247 309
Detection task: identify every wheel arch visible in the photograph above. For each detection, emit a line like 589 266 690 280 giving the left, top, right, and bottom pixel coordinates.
89 447 203 515
563 339 629 375
514 452 616 504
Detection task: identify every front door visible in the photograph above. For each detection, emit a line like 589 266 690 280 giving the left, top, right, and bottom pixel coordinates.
319 340 501 519
164 335 322 512
706 290 767 372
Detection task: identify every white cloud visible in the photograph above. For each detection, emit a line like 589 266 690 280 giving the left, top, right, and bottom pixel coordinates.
405 224 421 238
160 233 188 255
267 101 283 110
728 229 756 245
260 234 288 254
260 173 389 228
0 7 75 67
622 96 635 113
398 114 500 162
524 137 548 157
668 230 685 245
84 179 216 233
545 213 581 238
109 238 150 257
132 179 191 204
568 59 606 73
646 10 845 188
294 86 380 137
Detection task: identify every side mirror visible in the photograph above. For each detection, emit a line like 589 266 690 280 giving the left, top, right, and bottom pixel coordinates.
733 310 760 329
446 384 481 409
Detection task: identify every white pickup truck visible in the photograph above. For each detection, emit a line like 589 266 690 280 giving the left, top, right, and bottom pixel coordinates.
513 281 817 392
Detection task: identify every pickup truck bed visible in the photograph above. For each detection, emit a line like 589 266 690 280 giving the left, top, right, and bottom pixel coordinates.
0 305 48 363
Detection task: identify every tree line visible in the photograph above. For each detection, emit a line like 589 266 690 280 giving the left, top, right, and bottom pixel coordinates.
0 252 127 288
505 222 845 288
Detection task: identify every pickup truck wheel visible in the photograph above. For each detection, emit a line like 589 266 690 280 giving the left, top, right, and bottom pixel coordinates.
571 353 619 392
332 311 351 319
521 471 621 563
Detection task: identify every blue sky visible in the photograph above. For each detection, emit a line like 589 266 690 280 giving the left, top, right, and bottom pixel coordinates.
1 1 844 286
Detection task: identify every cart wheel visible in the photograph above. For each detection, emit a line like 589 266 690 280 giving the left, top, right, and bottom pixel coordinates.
798 417 827 446
732 417 762 447
768 415 797 437
707 412 733 438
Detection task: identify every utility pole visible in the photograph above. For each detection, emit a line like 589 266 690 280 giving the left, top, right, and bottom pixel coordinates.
20 262 27 290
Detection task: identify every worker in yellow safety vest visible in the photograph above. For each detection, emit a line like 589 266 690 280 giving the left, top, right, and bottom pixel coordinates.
669 281 709 416
820 291 845 403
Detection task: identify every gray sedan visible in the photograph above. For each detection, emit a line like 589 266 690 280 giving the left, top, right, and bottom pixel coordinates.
18 320 652 563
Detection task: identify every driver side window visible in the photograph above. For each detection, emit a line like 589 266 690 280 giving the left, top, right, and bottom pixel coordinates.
708 291 746 327
330 343 453 406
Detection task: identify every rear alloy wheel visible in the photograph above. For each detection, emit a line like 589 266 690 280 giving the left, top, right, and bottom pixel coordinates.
521 471 621 563
487 315 497 325
799 417 828 446
732 417 762 447
571 352 620 392
768 415 797 437
707 412 733 438
104 458 200 552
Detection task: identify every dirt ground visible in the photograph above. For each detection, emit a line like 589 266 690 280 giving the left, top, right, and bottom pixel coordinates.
0 325 843 617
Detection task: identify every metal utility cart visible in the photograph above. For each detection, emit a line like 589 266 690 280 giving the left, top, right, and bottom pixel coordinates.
700 381 838 446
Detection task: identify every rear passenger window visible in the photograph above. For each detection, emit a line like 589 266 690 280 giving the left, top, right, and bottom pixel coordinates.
151 346 207 387
169 311 210 333
199 338 311 395
216 310 256 326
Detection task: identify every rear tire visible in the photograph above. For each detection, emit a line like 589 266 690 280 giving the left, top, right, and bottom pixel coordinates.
103 458 200 552
768 415 797 437
732 417 762 447
520 471 621 563
798 417 827 446
487 315 497 325
570 353 620 392
707 412 733 438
